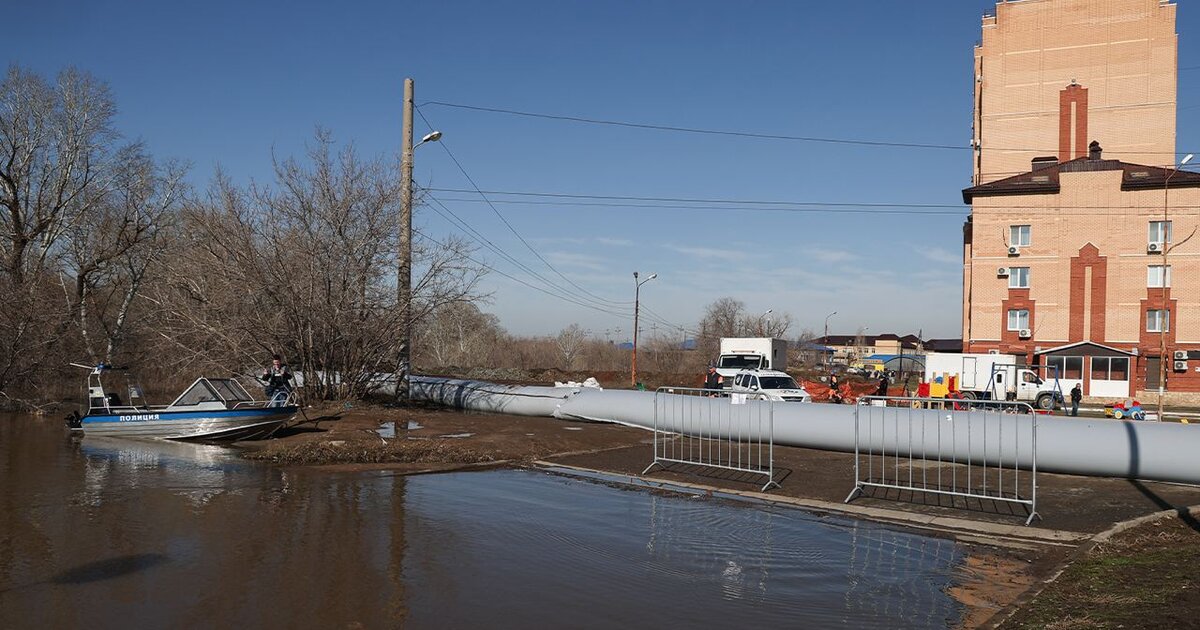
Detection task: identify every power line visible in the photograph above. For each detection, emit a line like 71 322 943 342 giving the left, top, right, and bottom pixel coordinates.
413 213 634 319
420 100 1194 157
426 187 1200 216
416 107 633 309
423 195 635 316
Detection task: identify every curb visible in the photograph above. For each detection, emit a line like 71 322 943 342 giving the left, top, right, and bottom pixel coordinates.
532 460 1089 548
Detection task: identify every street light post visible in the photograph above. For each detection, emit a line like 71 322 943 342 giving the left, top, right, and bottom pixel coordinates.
823 311 838 371
759 309 773 336
397 77 441 404
631 271 657 387
1157 153 1193 421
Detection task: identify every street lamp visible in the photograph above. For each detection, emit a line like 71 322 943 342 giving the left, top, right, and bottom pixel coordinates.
759 309 774 336
397 77 443 403
631 271 657 387
823 311 837 371
1157 152 1193 421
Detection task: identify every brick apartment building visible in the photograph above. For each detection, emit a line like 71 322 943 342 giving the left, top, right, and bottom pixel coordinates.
962 0 1200 402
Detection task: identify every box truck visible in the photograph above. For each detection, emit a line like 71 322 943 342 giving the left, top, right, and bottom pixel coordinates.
923 352 1063 410
714 338 788 388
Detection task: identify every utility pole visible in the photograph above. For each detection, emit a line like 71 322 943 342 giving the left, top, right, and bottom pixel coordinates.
397 78 415 403
631 271 656 387
1158 153 1193 421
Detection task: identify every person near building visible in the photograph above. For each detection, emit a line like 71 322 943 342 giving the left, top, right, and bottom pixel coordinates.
1070 383 1082 417
876 373 889 398
261 355 294 404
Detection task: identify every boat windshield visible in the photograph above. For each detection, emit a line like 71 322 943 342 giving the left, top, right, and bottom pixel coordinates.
206 378 253 402
172 378 254 406
174 380 221 406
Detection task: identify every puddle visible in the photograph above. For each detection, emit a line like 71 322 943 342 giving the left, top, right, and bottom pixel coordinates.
376 420 424 438
439 433 474 439
563 426 583 431
401 469 966 629
0 415 968 628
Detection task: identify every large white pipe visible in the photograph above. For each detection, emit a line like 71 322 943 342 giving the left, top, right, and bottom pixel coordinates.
410 377 1200 485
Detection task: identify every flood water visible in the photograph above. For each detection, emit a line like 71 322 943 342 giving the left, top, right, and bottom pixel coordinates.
0 414 966 628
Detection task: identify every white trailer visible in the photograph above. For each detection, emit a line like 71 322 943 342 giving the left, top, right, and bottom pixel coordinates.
924 352 1063 410
714 338 788 387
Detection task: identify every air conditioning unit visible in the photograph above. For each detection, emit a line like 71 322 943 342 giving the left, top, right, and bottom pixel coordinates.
1008 246 1021 256
987 349 1001 355
1018 329 1032 339
1174 350 1189 360
1175 360 1189 372
1148 242 1163 253
997 267 1010 277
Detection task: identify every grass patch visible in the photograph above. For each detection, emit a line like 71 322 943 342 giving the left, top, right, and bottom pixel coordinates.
245 438 499 466
1001 516 1200 629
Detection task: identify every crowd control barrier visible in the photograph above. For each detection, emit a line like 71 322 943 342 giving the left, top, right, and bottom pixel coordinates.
845 396 1040 525
642 387 780 492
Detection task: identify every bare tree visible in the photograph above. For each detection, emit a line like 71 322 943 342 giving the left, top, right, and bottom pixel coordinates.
416 301 505 367
0 66 125 397
757 312 793 338
154 130 488 399
555 323 589 370
65 145 187 363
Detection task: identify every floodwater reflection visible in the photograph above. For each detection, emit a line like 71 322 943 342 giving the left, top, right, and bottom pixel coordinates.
0 415 964 628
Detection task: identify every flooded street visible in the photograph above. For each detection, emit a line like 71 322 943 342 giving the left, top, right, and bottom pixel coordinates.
1 414 966 628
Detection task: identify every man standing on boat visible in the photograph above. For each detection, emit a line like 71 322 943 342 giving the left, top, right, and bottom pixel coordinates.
261 355 293 404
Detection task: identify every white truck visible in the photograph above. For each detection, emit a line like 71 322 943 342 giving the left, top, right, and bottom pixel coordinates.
729 368 811 402
714 337 788 388
923 352 1063 410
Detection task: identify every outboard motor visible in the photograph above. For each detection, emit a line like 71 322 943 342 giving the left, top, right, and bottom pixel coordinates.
64 410 82 429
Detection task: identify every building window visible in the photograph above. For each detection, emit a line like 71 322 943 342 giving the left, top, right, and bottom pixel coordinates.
1010 224 1031 247
1147 309 1170 332
1148 265 1172 288
1007 309 1029 331
1091 357 1129 381
1046 356 1083 380
1008 266 1030 289
1149 220 1173 245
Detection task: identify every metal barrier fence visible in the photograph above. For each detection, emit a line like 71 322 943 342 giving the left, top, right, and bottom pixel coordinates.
845 396 1040 525
642 387 780 492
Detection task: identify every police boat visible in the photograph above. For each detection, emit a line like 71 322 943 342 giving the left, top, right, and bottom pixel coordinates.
65 363 297 440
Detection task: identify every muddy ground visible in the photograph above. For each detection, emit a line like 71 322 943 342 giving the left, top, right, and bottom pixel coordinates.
242 402 1200 628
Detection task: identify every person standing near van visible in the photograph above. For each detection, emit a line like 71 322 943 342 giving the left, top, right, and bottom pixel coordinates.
1070 383 1082 416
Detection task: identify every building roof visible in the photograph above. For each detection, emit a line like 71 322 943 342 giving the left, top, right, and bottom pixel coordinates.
962 146 1200 203
925 338 964 353
1034 341 1133 357
816 334 922 349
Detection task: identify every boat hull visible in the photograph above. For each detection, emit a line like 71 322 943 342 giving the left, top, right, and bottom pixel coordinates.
74 407 297 441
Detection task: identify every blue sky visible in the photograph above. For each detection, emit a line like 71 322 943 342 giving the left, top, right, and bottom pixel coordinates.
9 1 1200 341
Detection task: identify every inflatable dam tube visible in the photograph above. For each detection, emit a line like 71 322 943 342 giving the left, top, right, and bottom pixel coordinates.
409 377 1200 485
410 376 582 417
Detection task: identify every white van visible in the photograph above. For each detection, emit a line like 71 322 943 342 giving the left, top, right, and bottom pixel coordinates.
729 369 811 402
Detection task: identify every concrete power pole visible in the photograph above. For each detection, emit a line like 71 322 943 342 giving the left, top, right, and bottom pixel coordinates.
397 78 415 403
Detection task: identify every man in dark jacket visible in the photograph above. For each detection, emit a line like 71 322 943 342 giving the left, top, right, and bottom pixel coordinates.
703 366 722 396
261 355 293 404
875 373 889 398
1070 383 1082 416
